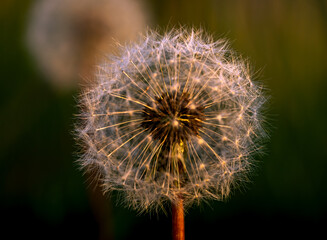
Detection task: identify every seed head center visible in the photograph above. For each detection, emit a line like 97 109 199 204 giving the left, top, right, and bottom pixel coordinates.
141 91 205 144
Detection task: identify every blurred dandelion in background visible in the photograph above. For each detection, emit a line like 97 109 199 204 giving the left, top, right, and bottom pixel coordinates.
76 28 268 219
26 0 148 91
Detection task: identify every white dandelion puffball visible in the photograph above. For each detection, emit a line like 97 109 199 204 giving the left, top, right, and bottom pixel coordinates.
77 29 267 211
27 0 147 90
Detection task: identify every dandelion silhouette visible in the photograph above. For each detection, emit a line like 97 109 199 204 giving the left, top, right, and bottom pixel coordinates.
76 28 267 239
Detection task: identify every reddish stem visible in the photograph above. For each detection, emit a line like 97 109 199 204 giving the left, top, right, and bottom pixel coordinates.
172 197 185 240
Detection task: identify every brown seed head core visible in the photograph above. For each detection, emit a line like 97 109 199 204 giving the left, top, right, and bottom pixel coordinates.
141 91 205 146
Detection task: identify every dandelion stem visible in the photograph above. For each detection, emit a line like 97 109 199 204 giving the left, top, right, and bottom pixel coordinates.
172 197 185 240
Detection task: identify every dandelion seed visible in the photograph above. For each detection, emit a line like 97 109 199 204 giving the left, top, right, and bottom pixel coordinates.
76 28 268 215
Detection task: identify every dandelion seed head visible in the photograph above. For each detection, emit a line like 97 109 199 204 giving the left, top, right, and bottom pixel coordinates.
76 28 268 212
27 0 147 90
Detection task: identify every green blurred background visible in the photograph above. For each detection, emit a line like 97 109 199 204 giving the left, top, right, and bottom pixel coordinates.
1 0 327 239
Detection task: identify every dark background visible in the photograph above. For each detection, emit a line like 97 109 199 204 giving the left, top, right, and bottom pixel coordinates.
1 0 327 239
